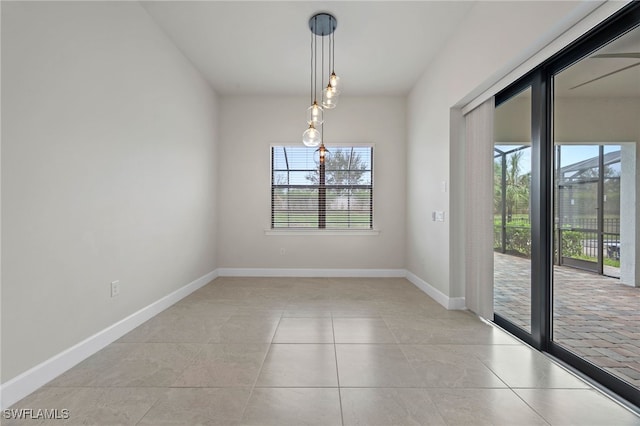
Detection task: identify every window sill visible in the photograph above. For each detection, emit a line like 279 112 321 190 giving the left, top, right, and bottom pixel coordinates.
264 228 380 236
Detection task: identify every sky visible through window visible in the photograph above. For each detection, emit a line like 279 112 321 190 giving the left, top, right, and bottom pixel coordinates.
494 144 621 175
273 146 372 185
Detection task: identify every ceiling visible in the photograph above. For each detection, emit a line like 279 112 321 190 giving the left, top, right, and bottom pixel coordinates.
555 25 640 98
142 1 639 99
141 1 475 96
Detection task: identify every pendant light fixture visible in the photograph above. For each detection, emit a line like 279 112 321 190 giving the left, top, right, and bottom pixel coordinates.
322 22 340 109
303 12 341 148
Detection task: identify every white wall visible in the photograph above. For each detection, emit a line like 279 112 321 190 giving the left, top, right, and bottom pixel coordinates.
495 96 640 143
495 95 531 143
556 97 640 288
493 96 640 143
555 98 640 143
217 96 405 271
406 1 610 299
1 2 219 383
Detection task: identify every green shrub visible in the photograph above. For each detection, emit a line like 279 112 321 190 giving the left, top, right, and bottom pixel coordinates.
560 231 582 258
494 223 532 257
506 227 531 257
496 225 591 261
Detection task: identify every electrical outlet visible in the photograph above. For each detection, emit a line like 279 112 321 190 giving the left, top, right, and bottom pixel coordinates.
110 280 120 298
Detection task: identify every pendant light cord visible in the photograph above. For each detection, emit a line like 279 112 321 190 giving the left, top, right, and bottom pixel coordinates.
329 17 333 74
321 26 325 97
310 22 313 106
331 20 336 73
321 28 325 145
313 16 318 103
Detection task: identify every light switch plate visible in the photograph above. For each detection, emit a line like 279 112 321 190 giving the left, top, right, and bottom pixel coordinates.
111 280 120 298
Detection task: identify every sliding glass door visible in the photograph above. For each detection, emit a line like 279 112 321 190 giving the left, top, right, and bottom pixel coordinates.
494 87 533 333
552 24 640 393
491 2 639 406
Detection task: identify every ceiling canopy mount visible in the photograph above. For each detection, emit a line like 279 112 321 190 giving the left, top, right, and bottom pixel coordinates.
308 13 337 36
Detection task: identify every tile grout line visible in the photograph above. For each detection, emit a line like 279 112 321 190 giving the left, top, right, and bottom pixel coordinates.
134 392 163 426
331 313 346 426
381 313 401 346
135 318 217 425
509 388 553 425
236 310 284 423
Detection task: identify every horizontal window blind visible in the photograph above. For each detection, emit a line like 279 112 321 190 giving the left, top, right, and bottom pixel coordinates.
271 145 373 229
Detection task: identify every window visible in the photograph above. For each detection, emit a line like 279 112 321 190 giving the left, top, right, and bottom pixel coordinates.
271 145 373 229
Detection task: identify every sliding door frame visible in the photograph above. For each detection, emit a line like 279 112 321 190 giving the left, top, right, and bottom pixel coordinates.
493 75 538 347
493 1 640 407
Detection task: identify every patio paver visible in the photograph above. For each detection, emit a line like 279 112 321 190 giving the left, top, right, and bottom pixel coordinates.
494 252 640 388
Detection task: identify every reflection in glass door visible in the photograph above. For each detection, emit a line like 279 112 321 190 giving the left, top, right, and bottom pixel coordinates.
552 24 640 391
493 87 533 333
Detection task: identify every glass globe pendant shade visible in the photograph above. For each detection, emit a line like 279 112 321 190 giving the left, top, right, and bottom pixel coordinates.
329 72 341 95
302 124 321 147
322 84 339 109
306 101 324 127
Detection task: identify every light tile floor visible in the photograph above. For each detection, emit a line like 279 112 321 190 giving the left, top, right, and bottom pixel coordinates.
7 277 640 425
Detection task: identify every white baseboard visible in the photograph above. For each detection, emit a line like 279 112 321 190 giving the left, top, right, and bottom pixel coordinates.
1 267 466 409
219 268 465 309
0 269 218 409
217 268 407 278
405 271 466 310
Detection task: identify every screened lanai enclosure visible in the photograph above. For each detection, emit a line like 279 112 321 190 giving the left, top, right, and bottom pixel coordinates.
555 146 621 277
494 144 621 278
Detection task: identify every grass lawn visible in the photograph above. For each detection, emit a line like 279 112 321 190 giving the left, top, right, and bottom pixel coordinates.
273 212 372 228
